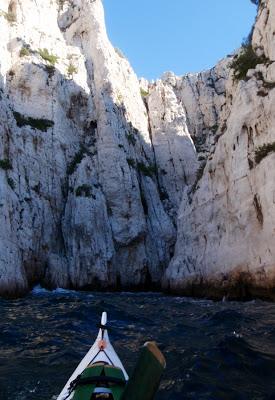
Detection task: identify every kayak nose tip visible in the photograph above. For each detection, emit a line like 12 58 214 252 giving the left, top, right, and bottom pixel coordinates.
101 311 107 326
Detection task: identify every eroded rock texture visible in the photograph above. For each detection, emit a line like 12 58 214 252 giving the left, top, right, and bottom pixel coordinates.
0 0 195 296
164 0 275 299
0 0 274 299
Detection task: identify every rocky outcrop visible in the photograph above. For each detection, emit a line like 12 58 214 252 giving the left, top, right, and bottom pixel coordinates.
1 0 275 300
0 0 196 297
253 0 275 61
164 0 275 299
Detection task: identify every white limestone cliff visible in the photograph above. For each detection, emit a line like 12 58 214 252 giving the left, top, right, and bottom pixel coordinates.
0 0 195 296
1 0 275 300
164 0 275 299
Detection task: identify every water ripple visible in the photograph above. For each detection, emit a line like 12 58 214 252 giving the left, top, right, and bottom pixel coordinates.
1 290 275 399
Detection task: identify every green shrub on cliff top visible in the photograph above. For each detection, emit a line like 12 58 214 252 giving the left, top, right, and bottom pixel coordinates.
38 48 58 66
230 44 268 81
140 88 149 97
67 62 78 78
20 47 30 57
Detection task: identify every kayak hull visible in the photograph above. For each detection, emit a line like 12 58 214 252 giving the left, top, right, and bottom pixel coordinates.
57 312 128 400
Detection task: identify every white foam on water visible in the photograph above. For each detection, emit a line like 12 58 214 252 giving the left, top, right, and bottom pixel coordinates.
31 285 79 296
31 285 49 294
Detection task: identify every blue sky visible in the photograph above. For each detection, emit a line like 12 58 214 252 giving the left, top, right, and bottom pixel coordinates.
103 0 257 80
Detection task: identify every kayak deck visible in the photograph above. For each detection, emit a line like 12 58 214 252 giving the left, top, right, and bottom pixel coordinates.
72 364 126 400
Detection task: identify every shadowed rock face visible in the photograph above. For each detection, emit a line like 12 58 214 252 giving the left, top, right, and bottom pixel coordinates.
0 0 274 299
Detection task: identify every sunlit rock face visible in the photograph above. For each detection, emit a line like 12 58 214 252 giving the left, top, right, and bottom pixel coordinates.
0 0 274 299
0 0 195 297
253 0 275 61
164 0 275 299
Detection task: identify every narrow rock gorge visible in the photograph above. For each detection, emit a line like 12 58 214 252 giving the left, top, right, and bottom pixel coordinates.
0 0 274 299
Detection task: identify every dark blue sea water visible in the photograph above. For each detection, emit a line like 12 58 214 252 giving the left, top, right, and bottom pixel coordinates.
1 288 275 400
